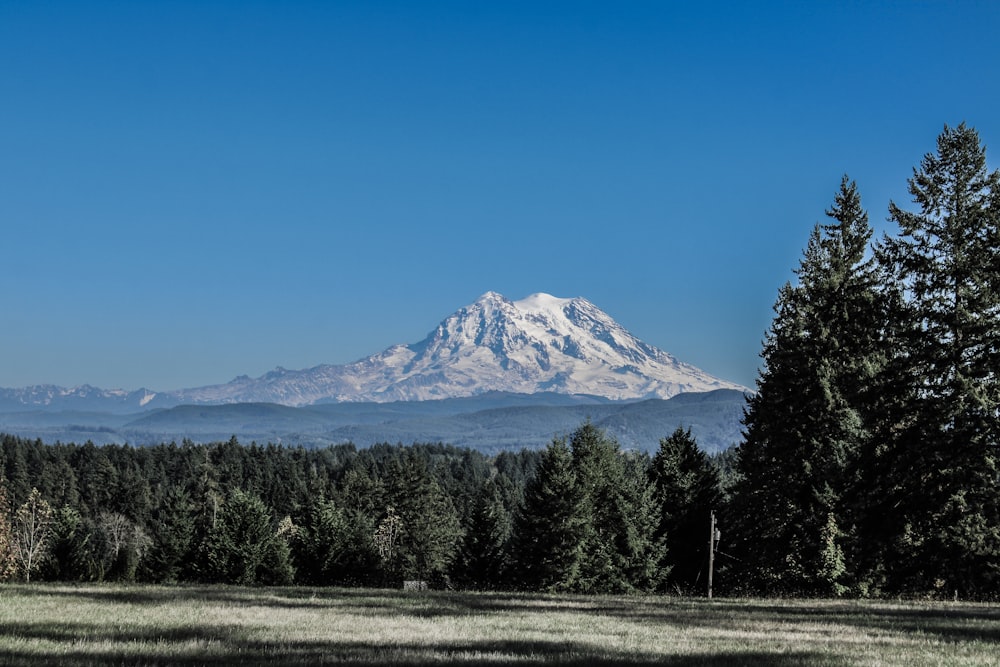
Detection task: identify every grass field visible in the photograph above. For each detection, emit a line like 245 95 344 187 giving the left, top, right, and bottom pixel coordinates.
0 585 998 666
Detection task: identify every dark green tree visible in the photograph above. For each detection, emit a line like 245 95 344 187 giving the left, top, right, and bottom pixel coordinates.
292 496 378 586
648 428 722 593
142 485 196 583
570 422 656 593
455 476 514 590
39 506 94 581
512 437 587 592
733 176 880 595
872 123 1000 596
619 450 662 592
72 442 117 517
384 451 462 585
2 437 31 509
198 489 294 586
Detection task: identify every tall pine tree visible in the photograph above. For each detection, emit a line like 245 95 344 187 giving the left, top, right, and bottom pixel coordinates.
569 422 658 594
455 477 514 590
873 123 1000 596
648 427 722 594
384 451 462 585
512 437 587 592
733 176 879 595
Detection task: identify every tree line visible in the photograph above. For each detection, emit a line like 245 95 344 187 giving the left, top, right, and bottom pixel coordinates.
0 425 720 593
2 123 997 598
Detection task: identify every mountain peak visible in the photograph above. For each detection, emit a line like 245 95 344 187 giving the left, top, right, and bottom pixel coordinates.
513 292 575 312
477 290 510 303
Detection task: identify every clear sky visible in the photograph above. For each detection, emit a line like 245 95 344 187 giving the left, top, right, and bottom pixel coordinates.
2 1 998 392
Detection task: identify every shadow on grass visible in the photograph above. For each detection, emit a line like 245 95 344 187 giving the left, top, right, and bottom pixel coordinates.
704 598 1000 644
1 584 996 665
0 640 842 667
319 588 1000 646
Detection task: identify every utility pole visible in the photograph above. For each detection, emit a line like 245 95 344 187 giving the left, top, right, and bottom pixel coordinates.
707 510 717 599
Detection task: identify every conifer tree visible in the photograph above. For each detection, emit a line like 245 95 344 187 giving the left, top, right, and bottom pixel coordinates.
385 451 462 585
2 438 31 509
873 123 1000 595
648 428 722 593
41 506 93 581
512 437 587 592
620 452 662 591
293 497 347 585
569 422 656 593
199 489 294 585
456 477 513 590
292 496 378 586
733 177 879 595
143 485 196 583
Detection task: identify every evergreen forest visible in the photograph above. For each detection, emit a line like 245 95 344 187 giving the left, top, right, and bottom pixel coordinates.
2 123 999 599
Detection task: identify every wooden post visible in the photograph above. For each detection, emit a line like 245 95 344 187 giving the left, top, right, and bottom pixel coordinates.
708 510 716 599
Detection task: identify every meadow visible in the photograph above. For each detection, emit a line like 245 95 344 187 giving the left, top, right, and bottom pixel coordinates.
0 585 998 666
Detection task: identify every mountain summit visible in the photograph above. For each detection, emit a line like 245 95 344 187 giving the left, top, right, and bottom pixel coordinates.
171 291 745 406
1 292 747 411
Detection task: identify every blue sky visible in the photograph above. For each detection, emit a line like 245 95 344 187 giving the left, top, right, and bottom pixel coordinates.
2 1 998 391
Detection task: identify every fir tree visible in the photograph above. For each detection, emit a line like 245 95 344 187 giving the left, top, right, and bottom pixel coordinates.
733 176 879 595
292 496 379 586
648 428 722 593
873 123 1000 596
384 451 462 585
456 477 514 590
198 489 294 585
570 422 655 594
143 485 196 583
41 506 94 581
512 437 587 592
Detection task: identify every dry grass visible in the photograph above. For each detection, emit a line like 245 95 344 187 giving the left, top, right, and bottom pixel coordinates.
0 584 998 665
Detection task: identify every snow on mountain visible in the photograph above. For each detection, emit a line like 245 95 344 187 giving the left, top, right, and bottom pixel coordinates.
1 292 748 411
0 384 161 414
167 291 747 406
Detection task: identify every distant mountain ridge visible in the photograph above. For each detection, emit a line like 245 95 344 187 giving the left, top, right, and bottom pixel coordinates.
0 292 747 412
0 389 748 454
0 384 159 413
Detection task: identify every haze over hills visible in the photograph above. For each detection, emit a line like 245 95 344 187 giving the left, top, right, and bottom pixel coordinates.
1 292 746 411
0 389 747 455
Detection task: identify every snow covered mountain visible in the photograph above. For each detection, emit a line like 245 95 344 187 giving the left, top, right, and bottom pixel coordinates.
169 291 745 406
1 292 747 411
0 384 159 413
